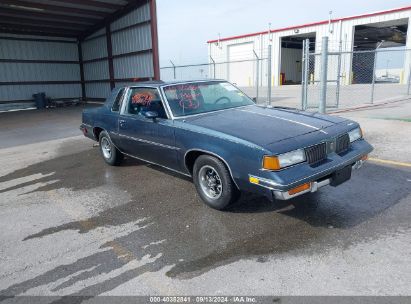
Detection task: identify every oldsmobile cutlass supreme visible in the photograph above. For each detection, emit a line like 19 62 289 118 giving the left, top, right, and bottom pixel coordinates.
80 80 373 210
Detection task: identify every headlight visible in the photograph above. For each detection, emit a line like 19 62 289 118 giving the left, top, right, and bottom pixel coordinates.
348 127 362 142
263 149 306 170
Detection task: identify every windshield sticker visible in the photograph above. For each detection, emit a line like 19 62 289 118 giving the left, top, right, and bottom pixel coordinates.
179 99 200 109
132 92 155 106
173 89 202 109
162 81 254 117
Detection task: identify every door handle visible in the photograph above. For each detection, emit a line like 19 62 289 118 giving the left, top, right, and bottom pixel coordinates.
119 120 126 127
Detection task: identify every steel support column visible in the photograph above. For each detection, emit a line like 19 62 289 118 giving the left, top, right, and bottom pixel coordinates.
77 41 86 101
105 25 115 90
150 0 160 80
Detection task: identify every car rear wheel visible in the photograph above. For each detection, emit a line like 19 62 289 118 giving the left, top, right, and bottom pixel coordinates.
193 155 240 210
99 131 123 166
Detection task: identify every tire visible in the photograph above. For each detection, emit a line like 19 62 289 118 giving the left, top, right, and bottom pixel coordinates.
99 131 124 166
193 155 240 210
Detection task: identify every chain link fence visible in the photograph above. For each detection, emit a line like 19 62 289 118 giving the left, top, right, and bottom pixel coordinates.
160 57 271 103
161 40 411 113
303 37 411 112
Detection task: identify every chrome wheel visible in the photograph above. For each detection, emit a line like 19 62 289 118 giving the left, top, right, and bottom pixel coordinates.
101 137 112 159
198 165 223 199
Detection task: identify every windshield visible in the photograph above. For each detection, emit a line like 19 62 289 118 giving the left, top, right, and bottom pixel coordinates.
162 81 254 117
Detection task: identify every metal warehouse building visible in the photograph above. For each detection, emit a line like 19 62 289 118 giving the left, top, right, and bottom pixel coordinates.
208 6 411 87
0 0 159 111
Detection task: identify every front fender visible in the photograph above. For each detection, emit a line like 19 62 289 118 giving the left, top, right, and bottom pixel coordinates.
174 122 267 187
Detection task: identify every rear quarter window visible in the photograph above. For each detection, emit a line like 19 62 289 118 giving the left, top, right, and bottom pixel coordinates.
111 88 125 112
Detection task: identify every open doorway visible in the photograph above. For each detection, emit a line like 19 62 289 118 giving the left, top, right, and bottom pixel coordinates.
352 18 408 84
280 33 316 85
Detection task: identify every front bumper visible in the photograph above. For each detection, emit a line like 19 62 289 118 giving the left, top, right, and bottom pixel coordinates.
270 159 365 200
246 139 373 200
248 140 371 201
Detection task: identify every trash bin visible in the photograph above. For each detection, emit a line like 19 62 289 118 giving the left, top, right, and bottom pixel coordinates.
33 92 46 109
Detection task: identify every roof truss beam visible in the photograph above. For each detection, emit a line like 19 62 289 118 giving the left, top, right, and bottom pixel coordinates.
51 0 123 10
0 0 108 18
0 16 88 30
0 7 97 24
0 23 82 36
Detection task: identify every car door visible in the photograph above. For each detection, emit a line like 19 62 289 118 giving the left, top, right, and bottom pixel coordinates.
117 87 179 170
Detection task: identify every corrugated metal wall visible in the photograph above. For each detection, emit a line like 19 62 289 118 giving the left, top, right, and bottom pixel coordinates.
0 35 81 104
81 35 111 99
112 1 154 86
82 36 107 60
0 0 158 107
81 1 155 100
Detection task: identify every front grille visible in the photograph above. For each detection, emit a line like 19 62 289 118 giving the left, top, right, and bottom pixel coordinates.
305 142 327 165
336 133 350 154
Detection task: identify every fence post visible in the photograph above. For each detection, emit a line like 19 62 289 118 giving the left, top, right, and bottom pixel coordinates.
370 42 384 104
304 39 310 110
319 36 329 113
267 44 272 105
170 60 176 79
301 39 310 110
253 50 260 103
301 40 306 110
336 39 342 108
210 56 216 79
370 50 378 104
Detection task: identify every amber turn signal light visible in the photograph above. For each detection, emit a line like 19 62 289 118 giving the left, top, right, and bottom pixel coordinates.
288 182 311 195
249 176 259 184
361 154 368 161
262 156 281 170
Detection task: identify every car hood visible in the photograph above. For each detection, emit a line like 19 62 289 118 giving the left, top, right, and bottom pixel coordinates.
182 105 348 147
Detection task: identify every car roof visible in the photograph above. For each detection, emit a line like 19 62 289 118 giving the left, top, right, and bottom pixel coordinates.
118 79 227 89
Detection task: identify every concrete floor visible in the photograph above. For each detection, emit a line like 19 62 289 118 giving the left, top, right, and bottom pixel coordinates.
0 102 410 299
0 106 88 149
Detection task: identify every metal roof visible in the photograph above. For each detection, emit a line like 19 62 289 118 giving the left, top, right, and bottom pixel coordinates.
0 0 148 39
207 5 411 43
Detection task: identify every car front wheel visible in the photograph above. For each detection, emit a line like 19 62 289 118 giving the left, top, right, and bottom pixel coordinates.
193 155 240 210
99 131 123 166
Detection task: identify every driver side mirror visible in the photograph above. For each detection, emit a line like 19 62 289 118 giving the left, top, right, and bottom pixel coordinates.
252 97 257 103
144 111 158 120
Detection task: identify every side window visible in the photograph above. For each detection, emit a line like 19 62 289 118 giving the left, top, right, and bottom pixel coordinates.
111 88 125 112
127 88 167 119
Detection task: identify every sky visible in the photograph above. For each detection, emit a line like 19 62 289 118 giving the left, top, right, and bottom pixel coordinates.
156 0 411 67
